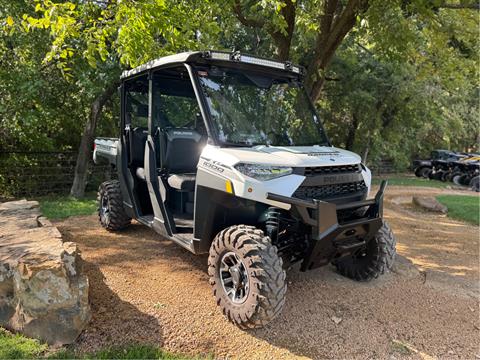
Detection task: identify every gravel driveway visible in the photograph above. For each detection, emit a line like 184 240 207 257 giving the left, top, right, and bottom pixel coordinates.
56 186 479 359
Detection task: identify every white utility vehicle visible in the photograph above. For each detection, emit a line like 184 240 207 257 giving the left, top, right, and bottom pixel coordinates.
94 51 396 329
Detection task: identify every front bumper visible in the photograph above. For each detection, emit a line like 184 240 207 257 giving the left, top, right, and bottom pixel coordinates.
267 181 388 271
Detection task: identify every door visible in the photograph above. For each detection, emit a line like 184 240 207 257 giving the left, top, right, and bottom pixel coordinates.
120 75 155 218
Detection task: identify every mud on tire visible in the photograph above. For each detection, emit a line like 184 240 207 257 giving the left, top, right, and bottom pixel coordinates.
334 221 396 281
97 180 131 231
208 225 286 329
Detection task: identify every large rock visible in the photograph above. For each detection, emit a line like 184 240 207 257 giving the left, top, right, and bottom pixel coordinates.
412 196 448 214
391 255 421 279
0 199 90 345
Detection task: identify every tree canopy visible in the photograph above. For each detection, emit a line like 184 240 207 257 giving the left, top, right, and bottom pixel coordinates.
1 0 478 195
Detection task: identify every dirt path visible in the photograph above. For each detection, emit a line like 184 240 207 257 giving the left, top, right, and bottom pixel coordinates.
56 186 479 359
384 186 479 299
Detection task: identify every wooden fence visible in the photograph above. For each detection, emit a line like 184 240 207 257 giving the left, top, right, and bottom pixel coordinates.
0 151 111 199
368 159 397 175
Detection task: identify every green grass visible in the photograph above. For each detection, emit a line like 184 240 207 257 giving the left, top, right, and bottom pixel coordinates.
1 328 199 359
0 328 47 359
436 195 480 226
38 192 97 220
390 340 412 356
372 176 450 188
50 345 197 359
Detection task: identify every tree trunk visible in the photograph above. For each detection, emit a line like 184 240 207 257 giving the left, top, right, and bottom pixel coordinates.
232 0 296 61
362 145 369 164
231 0 368 101
272 0 296 61
345 112 359 150
70 83 118 198
306 0 369 102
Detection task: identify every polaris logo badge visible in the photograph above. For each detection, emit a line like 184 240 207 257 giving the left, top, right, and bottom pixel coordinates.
173 131 194 136
319 174 360 185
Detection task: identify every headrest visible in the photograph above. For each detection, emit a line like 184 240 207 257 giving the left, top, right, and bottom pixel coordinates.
165 128 202 143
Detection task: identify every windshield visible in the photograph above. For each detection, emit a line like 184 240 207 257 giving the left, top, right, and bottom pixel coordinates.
197 68 329 147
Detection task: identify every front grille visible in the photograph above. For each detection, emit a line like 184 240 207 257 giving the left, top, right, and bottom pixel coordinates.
293 181 367 200
304 164 361 176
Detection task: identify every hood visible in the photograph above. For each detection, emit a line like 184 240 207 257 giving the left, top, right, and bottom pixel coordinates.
202 145 362 168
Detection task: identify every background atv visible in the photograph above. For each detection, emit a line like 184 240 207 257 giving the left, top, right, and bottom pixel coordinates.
93 50 396 328
451 158 480 189
413 150 466 179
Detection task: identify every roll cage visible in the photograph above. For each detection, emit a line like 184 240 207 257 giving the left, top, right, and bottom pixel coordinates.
119 50 322 148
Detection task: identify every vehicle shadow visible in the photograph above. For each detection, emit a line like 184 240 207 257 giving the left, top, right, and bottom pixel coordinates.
72 259 164 353
58 217 208 275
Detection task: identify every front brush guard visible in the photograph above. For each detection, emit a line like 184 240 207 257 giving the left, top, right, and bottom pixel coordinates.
266 181 388 271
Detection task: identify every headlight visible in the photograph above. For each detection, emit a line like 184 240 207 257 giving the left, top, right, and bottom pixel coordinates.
234 163 292 181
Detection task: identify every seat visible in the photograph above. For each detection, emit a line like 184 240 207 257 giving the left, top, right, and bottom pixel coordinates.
167 174 196 191
162 128 205 191
129 127 148 180
163 128 204 172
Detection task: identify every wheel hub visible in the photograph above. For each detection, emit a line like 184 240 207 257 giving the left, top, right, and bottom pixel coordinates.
100 196 110 223
219 252 249 304
230 266 241 287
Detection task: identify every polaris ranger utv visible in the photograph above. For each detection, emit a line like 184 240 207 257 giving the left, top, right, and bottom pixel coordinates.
93 51 396 329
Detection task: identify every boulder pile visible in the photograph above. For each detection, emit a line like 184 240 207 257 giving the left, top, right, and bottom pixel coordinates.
0 200 90 345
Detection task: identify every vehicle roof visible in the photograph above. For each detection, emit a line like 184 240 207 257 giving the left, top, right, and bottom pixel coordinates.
120 50 304 80
121 52 198 79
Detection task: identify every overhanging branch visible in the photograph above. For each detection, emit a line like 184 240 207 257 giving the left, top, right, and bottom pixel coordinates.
232 0 265 28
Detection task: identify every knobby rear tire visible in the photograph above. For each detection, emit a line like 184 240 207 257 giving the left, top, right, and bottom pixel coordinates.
97 180 131 231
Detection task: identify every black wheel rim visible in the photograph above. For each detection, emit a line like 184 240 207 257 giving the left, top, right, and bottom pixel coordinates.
352 241 373 260
352 248 368 260
219 251 250 304
100 195 110 224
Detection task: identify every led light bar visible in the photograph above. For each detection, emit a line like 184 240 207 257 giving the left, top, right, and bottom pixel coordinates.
208 51 231 61
204 51 303 75
241 55 285 70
